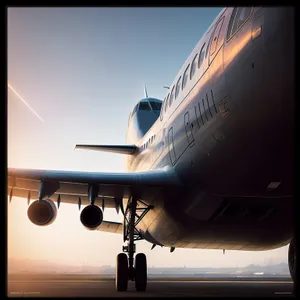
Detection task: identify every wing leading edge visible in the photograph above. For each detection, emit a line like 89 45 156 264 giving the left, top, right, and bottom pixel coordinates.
7 167 182 205
75 144 137 155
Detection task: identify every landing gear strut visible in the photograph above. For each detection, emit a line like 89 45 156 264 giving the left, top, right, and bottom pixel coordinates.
115 196 152 292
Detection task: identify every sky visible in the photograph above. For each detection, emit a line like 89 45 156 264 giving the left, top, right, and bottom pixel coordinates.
7 7 289 269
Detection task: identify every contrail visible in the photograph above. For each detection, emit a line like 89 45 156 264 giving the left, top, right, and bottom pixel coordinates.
7 83 45 123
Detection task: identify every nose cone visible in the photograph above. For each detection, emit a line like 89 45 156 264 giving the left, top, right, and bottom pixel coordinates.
126 98 162 144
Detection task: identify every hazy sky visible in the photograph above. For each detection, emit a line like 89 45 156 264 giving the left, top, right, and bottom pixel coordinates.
7 7 288 268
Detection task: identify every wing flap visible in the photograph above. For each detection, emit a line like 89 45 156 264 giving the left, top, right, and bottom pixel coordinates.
97 221 123 234
7 187 117 208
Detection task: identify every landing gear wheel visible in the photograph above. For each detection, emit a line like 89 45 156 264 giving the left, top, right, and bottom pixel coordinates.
116 253 128 291
135 253 147 292
288 237 296 285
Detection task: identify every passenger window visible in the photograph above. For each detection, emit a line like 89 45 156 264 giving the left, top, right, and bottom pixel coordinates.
198 43 206 69
165 94 169 112
175 76 182 99
210 17 224 56
228 7 252 40
190 53 198 80
139 102 151 110
205 35 212 58
160 98 165 120
226 8 238 40
182 64 190 90
232 7 252 35
169 86 175 107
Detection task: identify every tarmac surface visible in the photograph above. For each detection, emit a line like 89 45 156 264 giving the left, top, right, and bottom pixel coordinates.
7 276 294 297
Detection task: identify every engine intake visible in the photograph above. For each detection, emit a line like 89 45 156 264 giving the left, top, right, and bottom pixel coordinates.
27 199 57 226
80 205 103 230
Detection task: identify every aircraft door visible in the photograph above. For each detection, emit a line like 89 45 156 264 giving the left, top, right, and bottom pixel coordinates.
184 112 194 145
209 16 225 65
207 13 230 112
168 127 177 165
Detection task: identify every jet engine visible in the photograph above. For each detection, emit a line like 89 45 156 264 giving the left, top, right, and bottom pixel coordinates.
27 199 57 226
80 205 103 230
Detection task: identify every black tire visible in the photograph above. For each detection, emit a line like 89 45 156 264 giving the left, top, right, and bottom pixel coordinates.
135 253 147 292
116 253 128 291
288 237 296 284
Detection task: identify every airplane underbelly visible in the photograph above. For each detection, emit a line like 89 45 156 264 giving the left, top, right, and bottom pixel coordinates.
145 194 293 251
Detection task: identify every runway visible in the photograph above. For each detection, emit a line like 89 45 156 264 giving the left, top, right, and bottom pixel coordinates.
7 276 294 297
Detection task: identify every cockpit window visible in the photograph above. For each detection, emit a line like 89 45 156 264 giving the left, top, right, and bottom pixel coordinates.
139 102 151 110
150 101 162 110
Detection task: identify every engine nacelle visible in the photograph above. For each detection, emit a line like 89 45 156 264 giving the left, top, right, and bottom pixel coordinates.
27 199 57 226
80 205 103 230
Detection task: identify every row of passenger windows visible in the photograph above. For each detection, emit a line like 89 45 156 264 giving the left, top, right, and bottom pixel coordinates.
160 7 253 121
160 37 210 120
141 134 156 151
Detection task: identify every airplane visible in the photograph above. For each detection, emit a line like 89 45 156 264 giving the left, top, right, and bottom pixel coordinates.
8 7 295 292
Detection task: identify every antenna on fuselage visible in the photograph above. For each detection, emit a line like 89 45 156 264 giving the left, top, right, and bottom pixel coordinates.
144 84 148 98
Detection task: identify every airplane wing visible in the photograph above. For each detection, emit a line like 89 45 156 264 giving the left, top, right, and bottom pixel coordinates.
75 144 137 155
7 167 181 210
98 221 123 234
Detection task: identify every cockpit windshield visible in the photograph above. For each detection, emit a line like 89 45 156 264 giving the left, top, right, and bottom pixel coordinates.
129 98 163 123
149 101 162 110
139 101 151 110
